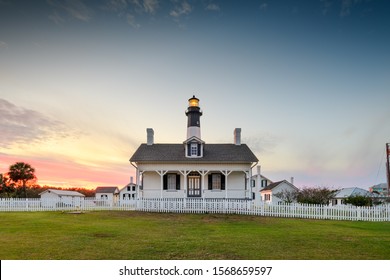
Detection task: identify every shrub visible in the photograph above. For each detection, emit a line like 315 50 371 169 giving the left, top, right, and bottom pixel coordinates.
344 195 373 207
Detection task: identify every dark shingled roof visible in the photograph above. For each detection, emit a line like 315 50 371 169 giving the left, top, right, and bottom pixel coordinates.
95 186 119 193
261 181 284 191
130 143 258 163
260 180 299 191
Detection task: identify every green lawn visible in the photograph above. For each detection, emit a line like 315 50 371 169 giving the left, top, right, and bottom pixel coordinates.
0 211 389 260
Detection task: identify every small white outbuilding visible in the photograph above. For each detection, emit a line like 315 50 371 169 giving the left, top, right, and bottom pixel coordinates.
39 189 85 207
95 186 119 206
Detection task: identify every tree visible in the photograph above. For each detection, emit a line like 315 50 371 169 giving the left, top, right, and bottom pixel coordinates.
0 173 16 198
8 162 36 198
344 195 373 207
297 187 336 205
274 189 299 203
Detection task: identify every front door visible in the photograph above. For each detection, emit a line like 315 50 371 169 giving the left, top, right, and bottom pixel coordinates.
188 175 201 197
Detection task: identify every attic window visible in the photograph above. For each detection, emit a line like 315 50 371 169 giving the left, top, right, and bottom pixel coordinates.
190 143 198 156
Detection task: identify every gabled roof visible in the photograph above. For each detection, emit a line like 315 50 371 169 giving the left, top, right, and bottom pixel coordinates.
39 189 85 197
370 183 388 191
251 174 273 183
119 183 136 192
260 180 298 192
183 136 205 144
95 186 119 194
333 187 371 198
130 143 258 163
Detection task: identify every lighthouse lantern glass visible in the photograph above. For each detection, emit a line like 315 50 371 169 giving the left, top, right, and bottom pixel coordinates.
189 98 199 107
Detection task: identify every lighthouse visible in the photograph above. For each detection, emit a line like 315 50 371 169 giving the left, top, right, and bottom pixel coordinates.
185 95 203 140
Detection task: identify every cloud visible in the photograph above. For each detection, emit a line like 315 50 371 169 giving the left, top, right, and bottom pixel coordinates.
321 0 332 15
100 0 159 26
0 41 8 49
340 0 353 17
142 0 159 14
170 0 192 18
205 3 220 12
48 11 65 24
0 98 74 148
242 133 281 156
127 13 141 28
340 0 366 17
47 0 93 22
104 0 128 13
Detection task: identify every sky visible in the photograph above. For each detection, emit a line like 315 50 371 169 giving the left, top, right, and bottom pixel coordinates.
1 0 389 190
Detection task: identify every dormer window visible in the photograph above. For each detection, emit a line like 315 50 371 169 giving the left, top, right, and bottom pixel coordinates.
184 136 204 158
190 143 198 156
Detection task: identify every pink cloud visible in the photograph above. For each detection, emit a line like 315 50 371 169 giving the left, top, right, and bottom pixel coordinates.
0 98 74 148
0 153 134 189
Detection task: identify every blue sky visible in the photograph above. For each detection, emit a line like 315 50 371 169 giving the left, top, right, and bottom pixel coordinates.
1 0 389 189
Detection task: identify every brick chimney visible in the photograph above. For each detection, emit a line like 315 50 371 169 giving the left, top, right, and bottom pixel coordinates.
147 128 154 145
234 128 241 145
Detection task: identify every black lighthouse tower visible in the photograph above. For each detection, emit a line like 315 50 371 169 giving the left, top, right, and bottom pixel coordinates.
185 95 202 140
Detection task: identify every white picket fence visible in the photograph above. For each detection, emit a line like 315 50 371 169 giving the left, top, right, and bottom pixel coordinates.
0 197 389 222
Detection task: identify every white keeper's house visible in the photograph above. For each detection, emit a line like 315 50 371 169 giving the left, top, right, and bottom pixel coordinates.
130 96 259 199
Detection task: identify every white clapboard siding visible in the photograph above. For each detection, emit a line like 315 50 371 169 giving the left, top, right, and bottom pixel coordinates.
0 197 389 222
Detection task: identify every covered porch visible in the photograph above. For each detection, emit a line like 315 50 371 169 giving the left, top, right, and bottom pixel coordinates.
135 166 253 199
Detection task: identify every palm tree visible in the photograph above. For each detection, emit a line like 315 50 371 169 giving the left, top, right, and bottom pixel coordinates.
0 173 16 198
8 162 36 198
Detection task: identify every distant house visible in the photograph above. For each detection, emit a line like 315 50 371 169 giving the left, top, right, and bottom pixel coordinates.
39 189 85 207
251 174 273 190
95 186 119 204
260 180 299 204
119 177 137 200
251 165 297 203
369 183 389 197
330 187 373 206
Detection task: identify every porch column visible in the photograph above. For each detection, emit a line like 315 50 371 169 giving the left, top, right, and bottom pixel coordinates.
179 170 191 198
198 170 209 198
221 170 232 199
156 170 168 198
138 171 144 199
244 170 250 199
135 168 140 198
255 165 262 204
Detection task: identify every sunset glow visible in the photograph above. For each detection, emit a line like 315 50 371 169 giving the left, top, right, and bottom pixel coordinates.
1 1 389 190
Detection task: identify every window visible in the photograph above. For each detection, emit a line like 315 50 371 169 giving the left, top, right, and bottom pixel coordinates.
212 174 221 190
264 194 271 201
208 173 225 190
127 186 131 191
261 180 268 188
101 194 108 200
132 186 136 191
167 174 176 190
163 173 180 190
190 143 198 156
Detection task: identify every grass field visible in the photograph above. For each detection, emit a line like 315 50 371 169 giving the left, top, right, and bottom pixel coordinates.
0 211 389 260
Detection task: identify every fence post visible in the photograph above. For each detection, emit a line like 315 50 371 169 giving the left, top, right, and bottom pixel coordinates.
323 205 328 220
357 206 361 221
